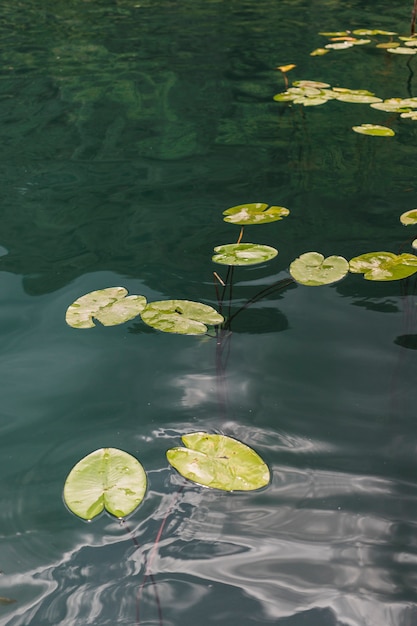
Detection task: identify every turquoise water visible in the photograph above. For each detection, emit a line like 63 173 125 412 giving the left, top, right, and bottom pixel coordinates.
1 1 417 624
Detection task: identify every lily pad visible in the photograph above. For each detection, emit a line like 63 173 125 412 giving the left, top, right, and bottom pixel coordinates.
166 432 270 491
325 42 354 50
63 448 147 520
352 29 397 36
310 48 330 56
352 124 395 136
333 91 382 104
349 252 417 281
292 80 331 89
400 209 417 225
387 47 417 54
371 98 414 113
140 300 224 335
289 252 349 286
222 202 289 225
401 111 417 120
66 287 147 329
212 243 278 266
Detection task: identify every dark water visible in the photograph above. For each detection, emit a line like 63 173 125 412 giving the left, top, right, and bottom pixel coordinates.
1 1 417 624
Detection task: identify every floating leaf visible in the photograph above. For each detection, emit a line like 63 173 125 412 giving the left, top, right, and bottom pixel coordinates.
376 41 399 49
222 202 289 225
351 39 372 45
292 80 331 89
289 252 349 286
352 28 397 36
140 300 223 335
166 432 270 491
400 209 417 225
371 98 414 113
333 92 382 104
412 239 417 250
319 31 351 37
352 124 395 136
212 243 278 266
405 40 417 47
349 252 417 281
401 111 417 120
64 448 147 520
310 48 330 56
387 47 417 54
325 42 354 50
66 287 147 329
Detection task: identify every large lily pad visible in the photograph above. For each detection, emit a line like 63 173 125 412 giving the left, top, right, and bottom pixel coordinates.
212 243 278 266
349 252 417 281
289 252 349 286
66 287 147 329
222 202 289 225
352 124 395 136
140 300 224 335
64 448 147 520
400 209 417 225
166 432 270 491
387 47 417 55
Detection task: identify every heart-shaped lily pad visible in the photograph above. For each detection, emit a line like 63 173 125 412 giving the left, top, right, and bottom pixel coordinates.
349 252 417 281
352 124 395 136
289 252 349 286
400 209 417 225
66 287 147 329
212 243 278 266
222 202 290 225
63 448 147 520
140 300 224 335
166 432 270 491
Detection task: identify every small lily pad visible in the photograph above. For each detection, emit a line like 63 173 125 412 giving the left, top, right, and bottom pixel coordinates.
400 209 417 225
289 252 349 286
319 31 351 37
401 111 417 120
325 42 354 50
66 287 147 329
352 124 395 136
222 202 289 225
166 432 270 491
387 47 417 54
352 29 397 36
64 448 147 520
333 92 382 104
292 80 331 89
212 243 278 266
140 300 224 335
310 48 330 56
349 252 417 281
371 98 414 113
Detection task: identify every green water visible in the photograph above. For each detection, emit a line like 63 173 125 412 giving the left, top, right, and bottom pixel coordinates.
1 1 417 624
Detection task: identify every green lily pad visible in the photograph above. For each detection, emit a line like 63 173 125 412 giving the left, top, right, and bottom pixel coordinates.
292 80 331 89
63 448 147 520
349 252 417 281
325 42 354 50
212 243 278 266
352 124 395 136
310 48 330 56
400 209 417 225
352 29 397 36
401 111 417 120
333 91 382 104
387 47 417 54
66 287 147 329
140 300 224 335
222 202 289 225
289 252 349 286
166 432 270 491
319 31 351 37
371 98 414 113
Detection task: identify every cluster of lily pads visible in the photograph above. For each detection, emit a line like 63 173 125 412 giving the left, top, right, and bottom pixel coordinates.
273 79 417 135
310 28 417 56
64 434 271 520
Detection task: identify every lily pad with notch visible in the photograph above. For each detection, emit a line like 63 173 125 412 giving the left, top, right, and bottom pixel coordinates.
212 243 278 266
349 252 417 281
400 209 417 225
289 252 349 286
140 300 224 335
63 448 147 521
352 124 395 136
166 432 270 491
222 202 289 225
66 287 147 329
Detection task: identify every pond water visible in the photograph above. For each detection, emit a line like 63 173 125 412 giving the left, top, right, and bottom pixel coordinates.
1 0 417 624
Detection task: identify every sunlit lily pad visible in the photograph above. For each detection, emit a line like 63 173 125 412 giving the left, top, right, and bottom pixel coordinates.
371 98 414 113
352 124 395 136
319 31 351 37
222 202 289 225
289 252 349 286
376 42 400 49
400 209 417 225
352 29 397 36
387 47 417 54
64 448 147 520
66 287 147 329
349 252 417 281
332 88 381 103
166 432 270 491
212 243 278 266
292 80 331 89
140 300 224 335
310 48 330 56
412 239 417 250
401 111 417 120
325 42 354 50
